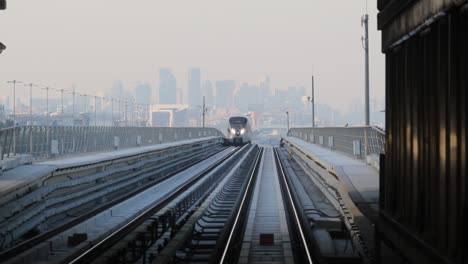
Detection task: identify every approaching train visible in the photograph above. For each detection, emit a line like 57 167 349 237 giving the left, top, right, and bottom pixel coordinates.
224 116 252 146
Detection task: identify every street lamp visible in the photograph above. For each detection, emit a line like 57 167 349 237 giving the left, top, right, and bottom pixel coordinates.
24 83 38 125
124 100 128 126
93 95 99 126
42 86 53 126
286 111 290 132
109 97 114 127
57 88 67 126
307 75 315 127
79 93 88 113
196 96 208 128
69 89 78 125
7 80 21 124
117 99 121 126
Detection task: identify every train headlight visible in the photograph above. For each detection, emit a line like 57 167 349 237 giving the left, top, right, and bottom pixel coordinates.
230 128 236 134
240 128 245 135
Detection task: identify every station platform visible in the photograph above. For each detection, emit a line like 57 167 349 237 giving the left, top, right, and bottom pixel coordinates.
283 136 379 221
0 137 220 208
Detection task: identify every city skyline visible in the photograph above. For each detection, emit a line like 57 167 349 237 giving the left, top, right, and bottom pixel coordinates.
1 68 385 120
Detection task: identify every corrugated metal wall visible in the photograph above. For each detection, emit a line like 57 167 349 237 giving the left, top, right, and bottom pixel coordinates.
381 5 467 264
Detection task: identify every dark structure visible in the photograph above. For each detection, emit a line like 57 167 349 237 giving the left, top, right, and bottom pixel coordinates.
378 1 467 264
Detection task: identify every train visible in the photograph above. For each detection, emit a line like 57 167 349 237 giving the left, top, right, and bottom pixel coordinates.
224 116 252 146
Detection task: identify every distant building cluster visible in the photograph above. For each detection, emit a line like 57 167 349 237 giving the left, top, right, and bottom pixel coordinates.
1 66 384 129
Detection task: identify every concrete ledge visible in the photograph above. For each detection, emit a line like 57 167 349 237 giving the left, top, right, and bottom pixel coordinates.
0 155 33 173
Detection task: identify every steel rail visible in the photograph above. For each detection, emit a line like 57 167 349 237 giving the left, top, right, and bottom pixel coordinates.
219 147 263 264
0 146 227 262
274 148 314 264
68 146 242 264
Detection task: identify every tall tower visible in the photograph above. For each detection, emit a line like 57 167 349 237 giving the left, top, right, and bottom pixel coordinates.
202 80 214 106
188 68 201 106
158 68 177 104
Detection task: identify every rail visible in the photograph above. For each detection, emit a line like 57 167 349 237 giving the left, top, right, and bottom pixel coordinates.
274 148 314 263
219 147 262 264
0 125 223 161
288 126 385 160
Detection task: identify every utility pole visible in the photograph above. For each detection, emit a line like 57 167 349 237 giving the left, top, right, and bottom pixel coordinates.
79 93 88 125
124 100 128 126
286 111 289 131
24 83 37 125
94 95 98 126
57 89 67 126
202 96 206 128
80 93 88 113
117 99 121 125
308 76 315 127
362 7 370 165
150 103 153 127
362 13 370 125
42 86 53 126
7 80 21 124
110 97 114 127
69 89 77 125
100 97 105 126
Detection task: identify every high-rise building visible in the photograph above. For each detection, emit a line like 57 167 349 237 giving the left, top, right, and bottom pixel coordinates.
158 68 177 104
135 82 151 105
258 75 271 102
188 68 201 106
215 80 236 107
234 83 264 111
202 80 214 106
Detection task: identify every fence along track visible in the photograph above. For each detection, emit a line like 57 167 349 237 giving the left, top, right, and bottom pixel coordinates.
0 125 223 161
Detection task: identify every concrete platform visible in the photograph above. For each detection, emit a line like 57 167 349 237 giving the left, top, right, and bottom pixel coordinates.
283 136 379 221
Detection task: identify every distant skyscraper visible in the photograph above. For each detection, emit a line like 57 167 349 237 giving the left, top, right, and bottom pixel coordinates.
202 80 214 106
111 81 125 99
258 75 271 103
215 80 236 106
188 68 201 106
159 68 177 104
135 82 151 105
234 82 260 111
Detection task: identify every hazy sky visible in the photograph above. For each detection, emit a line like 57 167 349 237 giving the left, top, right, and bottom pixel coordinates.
1 0 384 113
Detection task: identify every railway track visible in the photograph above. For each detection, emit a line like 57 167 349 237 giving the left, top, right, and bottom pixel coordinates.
218 147 314 264
2 145 241 263
152 146 314 264
2 142 364 264
67 145 248 264
0 142 224 255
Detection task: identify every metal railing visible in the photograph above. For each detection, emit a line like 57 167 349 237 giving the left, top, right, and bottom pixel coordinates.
288 126 385 160
0 125 223 161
